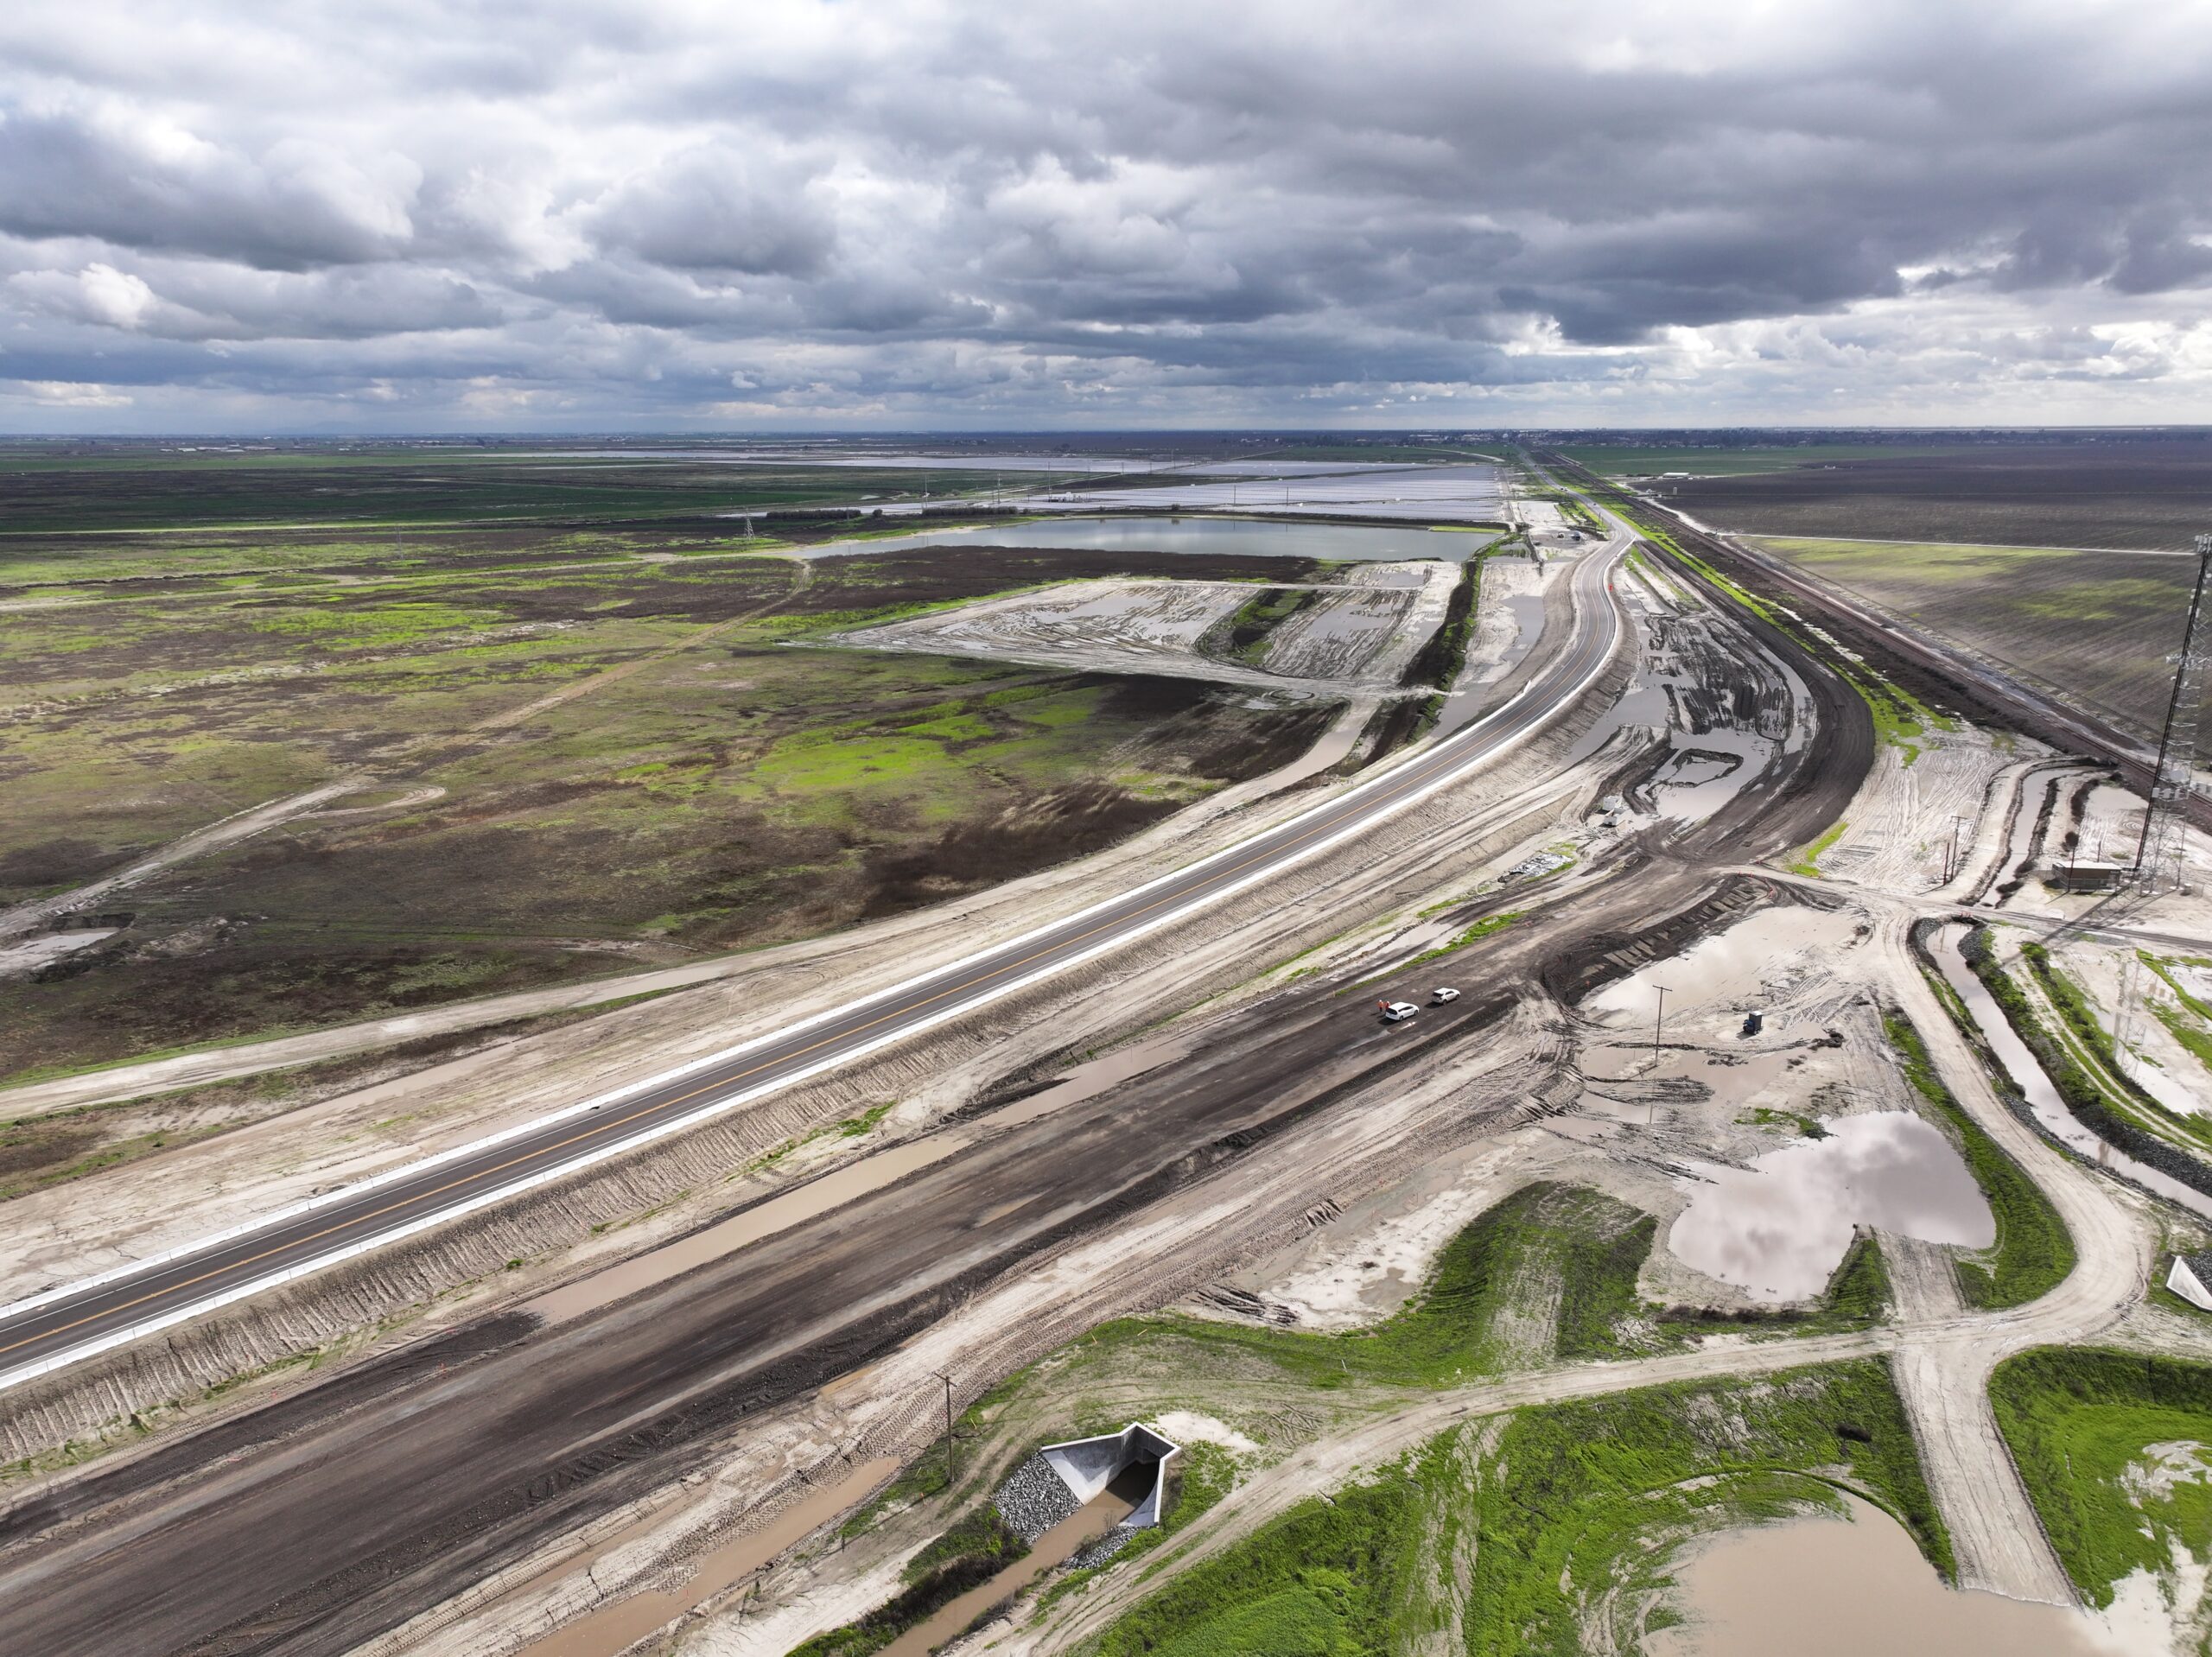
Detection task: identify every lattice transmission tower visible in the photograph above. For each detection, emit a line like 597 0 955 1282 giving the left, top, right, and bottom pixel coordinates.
2133 534 2212 893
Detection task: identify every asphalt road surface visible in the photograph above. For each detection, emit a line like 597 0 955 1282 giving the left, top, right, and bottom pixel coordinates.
0 530 1629 1390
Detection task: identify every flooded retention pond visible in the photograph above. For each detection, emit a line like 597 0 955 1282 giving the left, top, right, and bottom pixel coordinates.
800 515 1497 564
1651 1495 2121 1656
1668 1111 1993 1300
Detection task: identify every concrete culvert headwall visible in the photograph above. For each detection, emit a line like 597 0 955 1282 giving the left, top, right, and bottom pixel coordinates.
1039 1421 1180 1528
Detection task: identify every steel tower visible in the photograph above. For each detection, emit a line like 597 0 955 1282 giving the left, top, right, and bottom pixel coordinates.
2134 533 2212 892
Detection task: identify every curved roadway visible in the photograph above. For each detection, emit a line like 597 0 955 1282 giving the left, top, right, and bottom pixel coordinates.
0 529 1629 1390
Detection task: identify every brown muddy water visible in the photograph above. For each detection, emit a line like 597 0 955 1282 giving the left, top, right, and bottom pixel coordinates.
1649 1495 2121 1656
529 1133 971 1323
515 1455 900 1657
1668 1110 1993 1299
1584 905 1861 1027
878 1462 1152 1657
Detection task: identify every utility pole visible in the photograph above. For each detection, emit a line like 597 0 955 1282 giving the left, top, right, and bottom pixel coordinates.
1649 983 1669 1120
932 1369 956 1491
2134 533 2212 893
1946 813 1968 886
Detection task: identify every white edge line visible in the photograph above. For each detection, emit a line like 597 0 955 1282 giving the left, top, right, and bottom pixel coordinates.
0 540 1627 1393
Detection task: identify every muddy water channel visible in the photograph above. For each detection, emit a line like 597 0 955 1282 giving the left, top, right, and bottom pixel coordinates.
515 1457 901 1657
1930 923 2212 1221
1650 1495 2119 1656
877 1465 1152 1657
1669 1112 1992 1300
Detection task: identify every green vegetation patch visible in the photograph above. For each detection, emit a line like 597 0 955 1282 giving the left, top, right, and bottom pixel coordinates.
1992 1349 2212 1608
1787 819 1848 878
1095 1358 1949 1657
1738 1106 1829 1139
2024 944 2212 1154
0 533 1345 1081
1149 1182 1650 1384
1881 1006 2073 1308
2143 954 2212 1075
1208 585 1318 663
1407 909 1522 968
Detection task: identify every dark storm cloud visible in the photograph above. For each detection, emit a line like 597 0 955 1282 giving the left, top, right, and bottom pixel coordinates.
586 150 836 276
1 0 2209 426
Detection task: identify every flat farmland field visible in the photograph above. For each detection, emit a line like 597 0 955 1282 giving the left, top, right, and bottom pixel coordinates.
0 441 1052 532
1556 442 1957 478
1668 438 2212 550
0 524 1336 1083
1749 535 2195 734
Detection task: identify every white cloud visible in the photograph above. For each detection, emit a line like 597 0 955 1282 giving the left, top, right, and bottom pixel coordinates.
0 0 2207 427
12 377 131 405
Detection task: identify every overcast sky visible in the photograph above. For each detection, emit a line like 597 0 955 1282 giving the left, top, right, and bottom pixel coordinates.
3 0 2209 431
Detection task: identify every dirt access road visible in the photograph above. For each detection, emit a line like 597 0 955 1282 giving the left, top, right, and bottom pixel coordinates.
0 496 1872 1657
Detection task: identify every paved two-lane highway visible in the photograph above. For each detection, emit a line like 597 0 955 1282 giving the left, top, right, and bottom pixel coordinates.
0 530 1629 1389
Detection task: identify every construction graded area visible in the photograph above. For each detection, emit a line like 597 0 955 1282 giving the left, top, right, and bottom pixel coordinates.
3 454 2212 1657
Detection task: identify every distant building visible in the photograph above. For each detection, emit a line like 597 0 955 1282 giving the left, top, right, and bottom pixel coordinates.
2168 1252 2212 1311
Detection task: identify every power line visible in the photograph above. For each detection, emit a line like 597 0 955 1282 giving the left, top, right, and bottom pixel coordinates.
2134 532 2212 894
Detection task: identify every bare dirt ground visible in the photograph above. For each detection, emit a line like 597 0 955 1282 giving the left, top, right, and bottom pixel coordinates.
822 559 1457 696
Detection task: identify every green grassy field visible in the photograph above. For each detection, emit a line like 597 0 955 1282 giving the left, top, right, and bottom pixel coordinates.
1992 1349 2212 1608
1092 1359 1948 1657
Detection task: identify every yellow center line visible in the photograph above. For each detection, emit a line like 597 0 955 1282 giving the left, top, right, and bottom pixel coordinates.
2 568 1617 1362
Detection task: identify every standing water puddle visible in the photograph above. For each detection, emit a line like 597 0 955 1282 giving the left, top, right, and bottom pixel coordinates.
1649 1494 2119 1656
1669 1113 1992 1300
879 1463 1153 1657
1931 924 2212 1220
1585 905 1862 1025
